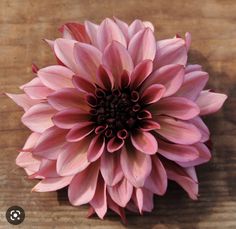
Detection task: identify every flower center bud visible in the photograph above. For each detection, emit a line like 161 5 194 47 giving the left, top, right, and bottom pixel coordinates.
89 87 143 138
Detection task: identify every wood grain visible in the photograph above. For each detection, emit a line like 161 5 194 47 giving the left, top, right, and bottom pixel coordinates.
0 0 235 228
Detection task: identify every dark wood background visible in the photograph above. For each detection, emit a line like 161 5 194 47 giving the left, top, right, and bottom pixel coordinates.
0 0 235 228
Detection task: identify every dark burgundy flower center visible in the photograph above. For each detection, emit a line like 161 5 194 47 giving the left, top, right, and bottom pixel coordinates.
88 87 145 139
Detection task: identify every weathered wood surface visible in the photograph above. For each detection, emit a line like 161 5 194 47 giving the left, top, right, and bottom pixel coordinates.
0 0 235 228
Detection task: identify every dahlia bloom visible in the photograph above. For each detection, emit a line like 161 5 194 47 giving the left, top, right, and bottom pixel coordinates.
7 18 227 222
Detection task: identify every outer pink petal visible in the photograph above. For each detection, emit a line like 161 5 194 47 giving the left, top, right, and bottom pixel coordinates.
74 42 102 81
97 18 127 51
56 140 90 176
87 135 105 162
144 156 167 195
128 19 145 38
153 38 187 69
102 41 134 80
158 139 199 162
100 151 123 186
23 86 53 100
113 17 129 41
52 108 89 129
16 133 41 175
177 142 211 167
6 93 41 111
175 71 209 101
48 88 88 111
131 131 158 155
150 97 200 120
32 176 73 192
90 177 107 219
185 64 202 74
21 103 56 133
195 91 227 115
59 23 90 43
33 126 68 159
68 162 100 205
120 145 152 187
66 122 95 142
37 65 74 90
162 159 198 200
84 20 99 47
132 188 153 214
130 59 153 89
128 28 156 65
155 116 202 145
107 178 133 207
190 117 210 142
141 64 184 97
54 38 79 73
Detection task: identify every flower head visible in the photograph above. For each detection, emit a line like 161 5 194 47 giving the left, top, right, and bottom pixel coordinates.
7 18 227 222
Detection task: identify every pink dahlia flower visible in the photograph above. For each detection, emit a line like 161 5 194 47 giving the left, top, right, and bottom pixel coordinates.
7 18 227 222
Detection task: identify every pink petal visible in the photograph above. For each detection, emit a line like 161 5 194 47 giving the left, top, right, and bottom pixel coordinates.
153 38 187 69
143 21 154 31
175 71 209 101
84 20 99 47
74 42 102 81
68 162 99 205
24 86 53 100
155 116 202 145
37 65 74 90
185 32 191 52
16 133 41 174
120 145 152 187
32 176 73 192
87 135 105 162
66 122 95 142
158 139 199 162
96 65 114 90
30 159 57 179
6 93 40 111
141 84 165 104
119 70 130 88
97 18 127 51
162 159 198 200
195 91 227 115
107 137 124 153
90 177 107 219
57 140 90 176
144 156 167 195
21 103 56 133
142 64 184 97
52 108 89 129
33 126 68 160
48 88 88 111
59 23 90 43
133 188 153 213
128 28 156 65
178 142 211 167
190 117 209 142
113 16 129 41
107 178 133 207
72 75 96 93
128 19 145 38
185 64 202 74
102 41 134 80
54 38 78 73
100 151 123 186
131 131 158 155
150 97 200 120
130 59 153 89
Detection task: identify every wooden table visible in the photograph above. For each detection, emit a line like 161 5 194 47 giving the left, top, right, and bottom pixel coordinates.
0 0 235 228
